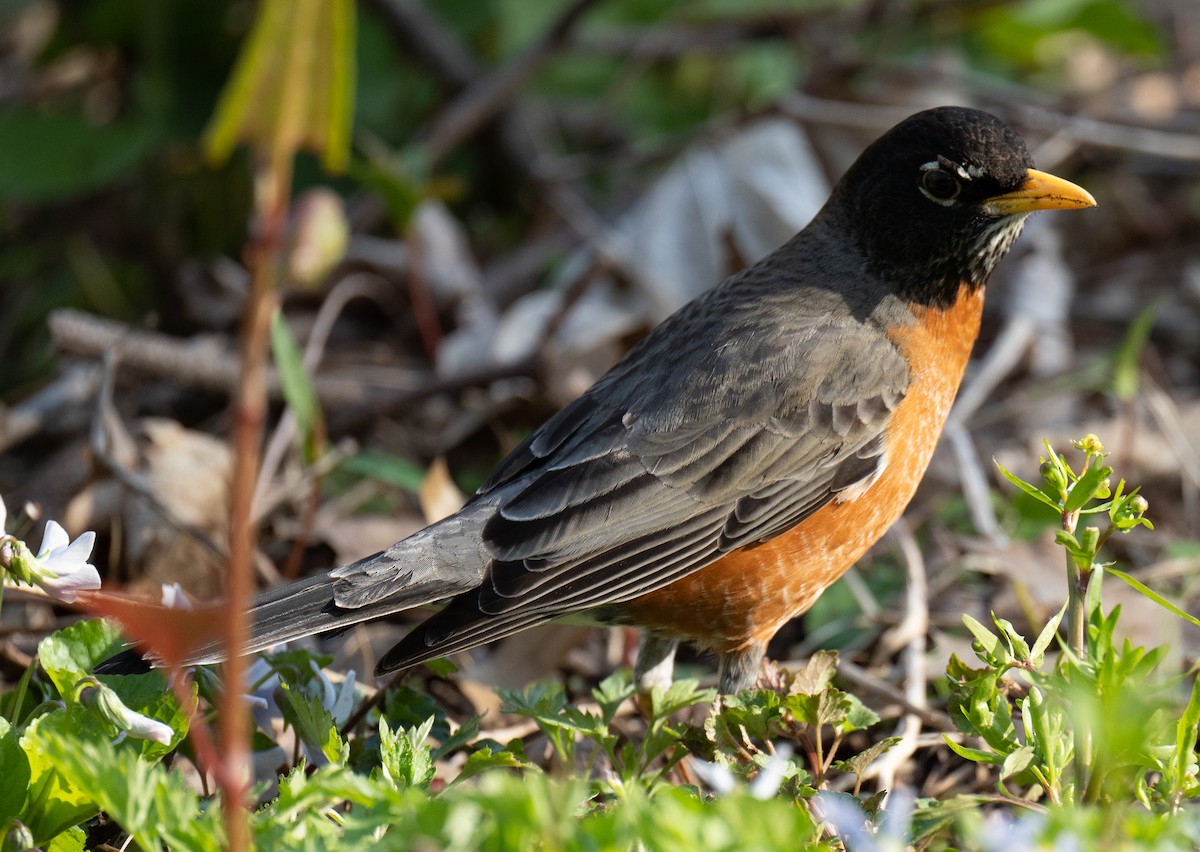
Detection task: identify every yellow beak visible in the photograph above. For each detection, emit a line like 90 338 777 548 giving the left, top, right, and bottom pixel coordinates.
982 168 1097 217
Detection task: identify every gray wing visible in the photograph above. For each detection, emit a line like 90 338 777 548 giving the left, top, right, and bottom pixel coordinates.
371 281 911 671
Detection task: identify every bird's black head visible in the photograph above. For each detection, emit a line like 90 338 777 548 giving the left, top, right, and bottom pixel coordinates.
825 106 1094 307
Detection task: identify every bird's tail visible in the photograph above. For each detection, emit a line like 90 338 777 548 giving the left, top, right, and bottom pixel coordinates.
95 509 490 674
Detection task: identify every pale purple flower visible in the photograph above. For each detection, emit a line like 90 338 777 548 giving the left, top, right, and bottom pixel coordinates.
749 743 794 800
310 659 357 727
816 787 914 852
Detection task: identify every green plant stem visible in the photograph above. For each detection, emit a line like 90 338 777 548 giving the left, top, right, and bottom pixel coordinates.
1062 505 1094 801
1067 561 1091 661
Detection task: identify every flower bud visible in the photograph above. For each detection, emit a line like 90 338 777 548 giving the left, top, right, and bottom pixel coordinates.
1040 460 1067 495
78 677 174 746
1073 434 1105 455
289 188 349 289
0 819 35 852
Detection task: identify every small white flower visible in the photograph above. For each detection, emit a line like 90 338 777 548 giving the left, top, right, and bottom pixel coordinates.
79 678 175 746
245 657 279 717
1 503 101 603
121 710 175 745
816 787 915 852
160 582 194 610
30 520 101 602
689 759 737 796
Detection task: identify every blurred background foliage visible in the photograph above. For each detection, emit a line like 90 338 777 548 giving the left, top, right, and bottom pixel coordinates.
0 0 1188 393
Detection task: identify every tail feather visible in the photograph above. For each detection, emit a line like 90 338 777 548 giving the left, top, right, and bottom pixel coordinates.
94 510 491 673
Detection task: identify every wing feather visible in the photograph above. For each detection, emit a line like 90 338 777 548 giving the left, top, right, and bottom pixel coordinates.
378 269 917 671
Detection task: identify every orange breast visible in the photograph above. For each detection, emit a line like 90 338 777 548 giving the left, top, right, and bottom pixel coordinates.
620 285 986 651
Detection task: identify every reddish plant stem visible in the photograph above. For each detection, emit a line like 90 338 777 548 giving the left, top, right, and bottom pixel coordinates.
221 155 291 850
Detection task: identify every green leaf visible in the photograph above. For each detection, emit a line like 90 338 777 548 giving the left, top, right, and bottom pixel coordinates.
995 459 1062 511
962 614 1005 663
35 730 222 851
0 717 30 825
1111 295 1159 401
1065 462 1113 513
1166 675 1200 800
832 736 901 779
644 679 715 729
335 450 427 492
0 111 158 203
256 764 399 846
786 687 852 731
1000 744 1035 779
908 794 989 843
787 650 840 695
18 712 99 845
500 680 568 719
271 309 322 458
1030 603 1067 665
713 690 783 742
46 826 87 852
943 736 1003 765
37 620 127 698
96 672 191 760
1054 529 1093 570
204 0 355 171
453 745 534 785
277 682 346 766
835 692 880 734
1107 568 1200 630
378 716 435 790
592 672 635 725
382 684 450 741
993 616 1031 661
432 714 480 762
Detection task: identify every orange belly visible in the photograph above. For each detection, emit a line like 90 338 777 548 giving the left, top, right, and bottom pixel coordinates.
620 285 985 651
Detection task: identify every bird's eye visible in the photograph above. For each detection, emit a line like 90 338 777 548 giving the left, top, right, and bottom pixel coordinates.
921 168 961 203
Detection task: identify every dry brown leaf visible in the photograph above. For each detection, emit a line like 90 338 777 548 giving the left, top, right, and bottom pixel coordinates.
419 457 465 524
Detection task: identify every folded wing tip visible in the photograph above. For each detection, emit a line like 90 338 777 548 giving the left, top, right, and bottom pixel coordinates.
94 648 153 675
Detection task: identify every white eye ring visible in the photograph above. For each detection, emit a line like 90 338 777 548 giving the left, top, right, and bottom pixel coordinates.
918 162 961 206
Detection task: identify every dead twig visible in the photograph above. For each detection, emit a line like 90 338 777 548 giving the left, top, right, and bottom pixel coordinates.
864 521 931 791
254 273 394 515
0 364 101 453
48 308 538 416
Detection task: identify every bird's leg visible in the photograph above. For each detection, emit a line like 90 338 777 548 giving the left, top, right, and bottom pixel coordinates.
634 633 678 694
717 644 765 694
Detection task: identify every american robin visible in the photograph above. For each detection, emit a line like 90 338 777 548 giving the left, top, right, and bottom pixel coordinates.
103 106 1095 693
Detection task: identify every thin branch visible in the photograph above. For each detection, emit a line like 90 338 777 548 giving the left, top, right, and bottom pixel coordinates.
0 364 100 453
366 0 480 91
862 521 931 790
422 0 605 163
89 352 228 563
